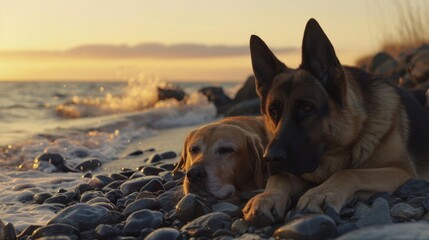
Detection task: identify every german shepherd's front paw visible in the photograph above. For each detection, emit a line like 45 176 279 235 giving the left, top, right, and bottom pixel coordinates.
242 191 289 226
296 188 345 213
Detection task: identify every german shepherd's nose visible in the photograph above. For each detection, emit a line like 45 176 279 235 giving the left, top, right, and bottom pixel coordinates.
264 148 287 163
186 165 207 183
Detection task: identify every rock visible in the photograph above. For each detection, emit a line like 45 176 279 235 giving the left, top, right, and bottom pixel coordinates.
140 166 166 176
212 228 234 238
122 209 163 236
157 86 186 101
82 172 92 178
103 180 126 190
273 214 337 240
128 150 144 156
17 191 34 203
44 194 70 205
160 151 177 159
17 224 41 239
407 196 425 208
323 205 341 224
231 219 250 234
74 158 102 172
0 221 16 240
141 228 154 239
422 212 429 221
225 98 260 116
148 154 162 163
409 50 429 84
74 183 93 196
47 203 115 231
368 192 394 207
390 202 425 221
423 194 429 211
233 76 258 102
175 194 211 222
172 171 185 180
32 223 80 240
337 222 429 240
140 179 165 192
34 153 77 173
212 202 241 218
119 170 135 178
235 233 263 239
12 183 37 191
199 86 233 115
136 191 157 199
33 192 53 204
159 171 173 182
355 198 392 227
88 175 114 189
339 207 355 219
393 179 429 200
105 189 125 205
158 163 175 171
352 202 371 220
129 171 145 179
91 202 117 211
372 53 398 77
123 198 161 216
95 224 123 240
164 179 181 190
181 212 232 235
366 52 393 71
86 197 110 205
158 188 182 211
80 191 104 202
109 173 128 181
119 176 162 195
145 227 182 240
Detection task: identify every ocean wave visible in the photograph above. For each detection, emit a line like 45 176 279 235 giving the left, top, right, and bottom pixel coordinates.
0 89 216 169
55 78 180 118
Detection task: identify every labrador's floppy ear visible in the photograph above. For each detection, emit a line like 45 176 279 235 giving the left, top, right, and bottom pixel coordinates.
173 130 195 173
246 134 267 189
250 35 287 99
301 18 346 107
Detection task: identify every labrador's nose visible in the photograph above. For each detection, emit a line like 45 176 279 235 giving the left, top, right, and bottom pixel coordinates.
186 165 207 183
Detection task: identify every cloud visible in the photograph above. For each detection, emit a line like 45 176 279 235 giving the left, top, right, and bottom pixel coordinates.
1 42 297 59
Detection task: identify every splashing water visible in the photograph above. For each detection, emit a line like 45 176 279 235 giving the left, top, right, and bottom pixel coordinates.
55 77 172 118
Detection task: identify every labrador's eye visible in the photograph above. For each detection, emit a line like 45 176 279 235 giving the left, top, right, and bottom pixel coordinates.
217 146 235 154
189 146 200 154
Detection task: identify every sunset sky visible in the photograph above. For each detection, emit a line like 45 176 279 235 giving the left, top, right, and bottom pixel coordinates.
0 0 405 82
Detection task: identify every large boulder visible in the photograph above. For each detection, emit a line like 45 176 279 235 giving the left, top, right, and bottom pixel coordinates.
199 76 260 116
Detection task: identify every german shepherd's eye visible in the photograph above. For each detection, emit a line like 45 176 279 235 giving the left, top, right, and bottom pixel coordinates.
269 104 280 121
217 146 235 154
298 102 315 117
189 146 200 154
302 103 314 113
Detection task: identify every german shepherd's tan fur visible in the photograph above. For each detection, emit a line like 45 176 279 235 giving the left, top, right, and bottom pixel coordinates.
243 19 429 226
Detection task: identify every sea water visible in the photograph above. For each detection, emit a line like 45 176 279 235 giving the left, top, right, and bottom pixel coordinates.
0 78 241 232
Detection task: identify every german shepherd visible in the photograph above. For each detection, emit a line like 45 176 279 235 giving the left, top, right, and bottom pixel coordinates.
242 18 429 226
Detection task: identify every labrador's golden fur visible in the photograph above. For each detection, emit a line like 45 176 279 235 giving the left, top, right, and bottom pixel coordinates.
174 116 269 201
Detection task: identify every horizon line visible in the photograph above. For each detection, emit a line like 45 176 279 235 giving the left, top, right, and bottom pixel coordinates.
0 42 297 59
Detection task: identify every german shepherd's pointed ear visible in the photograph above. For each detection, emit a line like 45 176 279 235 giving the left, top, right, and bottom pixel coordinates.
301 18 346 107
250 35 287 98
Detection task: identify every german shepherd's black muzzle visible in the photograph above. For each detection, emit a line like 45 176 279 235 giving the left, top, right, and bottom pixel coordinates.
264 121 325 175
